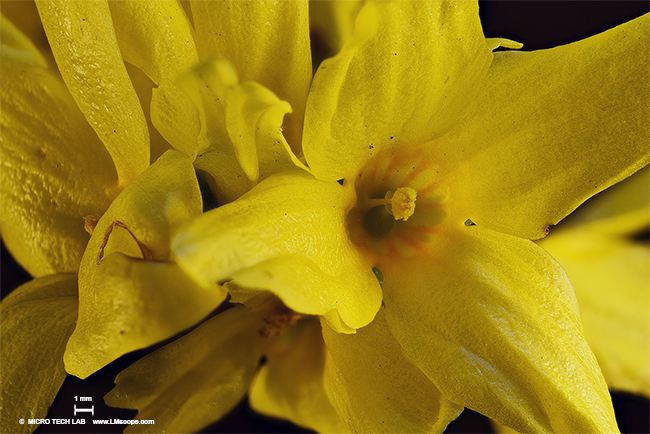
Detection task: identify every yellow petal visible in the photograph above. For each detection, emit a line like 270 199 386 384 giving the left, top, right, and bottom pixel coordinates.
303 0 492 181
321 309 463 433
105 302 272 433
541 232 649 397
193 64 299 186
441 14 650 240
226 80 307 183
538 169 650 397
108 0 201 157
190 0 311 151
172 170 382 332
0 1 52 65
65 253 226 379
1 274 77 434
36 0 149 186
181 56 307 204
1 12 46 67
182 60 248 202
553 166 650 237
124 61 173 164
79 150 200 262
381 226 618 433
66 150 216 379
1 49 117 276
107 0 197 86
249 317 347 433
150 84 201 159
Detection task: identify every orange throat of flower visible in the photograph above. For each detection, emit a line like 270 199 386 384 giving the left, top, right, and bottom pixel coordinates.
347 147 448 260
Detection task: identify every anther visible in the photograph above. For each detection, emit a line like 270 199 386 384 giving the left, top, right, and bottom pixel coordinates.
385 187 417 221
364 187 418 222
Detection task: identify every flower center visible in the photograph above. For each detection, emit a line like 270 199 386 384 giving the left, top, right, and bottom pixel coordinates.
347 147 447 258
362 187 418 237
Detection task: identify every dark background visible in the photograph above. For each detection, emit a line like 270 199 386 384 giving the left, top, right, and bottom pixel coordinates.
2 1 649 433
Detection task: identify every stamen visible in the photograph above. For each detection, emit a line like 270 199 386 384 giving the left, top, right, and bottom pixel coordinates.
363 187 418 222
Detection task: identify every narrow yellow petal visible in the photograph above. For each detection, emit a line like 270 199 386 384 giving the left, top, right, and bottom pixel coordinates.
381 226 618 433
66 151 217 379
36 0 149 186
538 169 650 396
150 84 201 159
108 0 197 86
304 0 492 181
108 0 201 157
179 57 252 203
105 302 273 433
249 317 347 433
1 12 46 67
1 48 117 276
190 0 311 151
180 57 306 203
322 310 463 433
441 14 649 240
124 62 173 164
226 80 307 183
542 234 649 397
0 1 52 66
1 274 77 434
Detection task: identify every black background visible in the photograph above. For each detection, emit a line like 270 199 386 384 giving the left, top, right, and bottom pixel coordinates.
2 1 649 433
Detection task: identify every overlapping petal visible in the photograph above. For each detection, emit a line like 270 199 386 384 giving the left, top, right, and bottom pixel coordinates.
172 170 382 332
1 12 46 67
2 3 644 434
104 301 274 433
438 13 650 240
550 166 650 236
181 57 305 204
249 317 346 433
108 0 200 158
1 28 117 276
124 62 173 164
0 274 77 434
321 309 464 433
226 80 307 183
0 2 52 66
36 0 149 186
544 232 649 397
65 151 222 379
381 226 618 433
303 0 492 181
107 0 197 87
191 0 311 150
539 167 650 396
